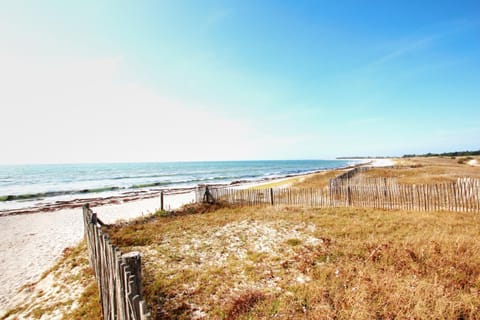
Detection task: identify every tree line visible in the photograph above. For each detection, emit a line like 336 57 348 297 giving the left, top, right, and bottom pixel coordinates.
402 150 480 158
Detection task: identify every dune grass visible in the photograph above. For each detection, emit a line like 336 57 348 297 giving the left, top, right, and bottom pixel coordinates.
1 241 101 320
361 157 480 185
248 170 341 190
249 177 302 190
288 157 480 188
107 203 480 319
291 169 345 189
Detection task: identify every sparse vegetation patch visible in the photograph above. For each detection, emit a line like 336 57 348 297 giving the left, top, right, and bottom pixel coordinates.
1 241 100 320
361 157 480 184
108 204 480 319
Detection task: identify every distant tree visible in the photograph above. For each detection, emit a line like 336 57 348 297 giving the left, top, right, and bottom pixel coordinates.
402 150 480 158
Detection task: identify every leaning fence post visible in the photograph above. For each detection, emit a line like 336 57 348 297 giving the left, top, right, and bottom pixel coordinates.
91 212 98 225
160 191 164 211
203 186 215 204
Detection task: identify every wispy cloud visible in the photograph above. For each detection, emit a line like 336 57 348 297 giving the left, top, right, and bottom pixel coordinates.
365 19 479 69
369 35 437 67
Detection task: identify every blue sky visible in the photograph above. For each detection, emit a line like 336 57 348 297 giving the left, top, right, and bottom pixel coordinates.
1 1 479 164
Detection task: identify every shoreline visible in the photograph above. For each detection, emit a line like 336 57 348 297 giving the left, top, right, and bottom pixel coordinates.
0 158 393 315
0 160 370 217
0 191 196 314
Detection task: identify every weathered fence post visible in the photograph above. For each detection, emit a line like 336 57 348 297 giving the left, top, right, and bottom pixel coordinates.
122 251 142 296
347 186 352 206
270 188 274 205
203 186 216 204
160 191 164 211
83 206 150 320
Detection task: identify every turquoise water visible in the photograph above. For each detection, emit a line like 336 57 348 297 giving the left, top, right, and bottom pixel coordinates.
0 160 356 211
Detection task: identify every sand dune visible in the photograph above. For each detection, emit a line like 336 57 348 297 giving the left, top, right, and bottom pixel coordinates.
0 192 195 315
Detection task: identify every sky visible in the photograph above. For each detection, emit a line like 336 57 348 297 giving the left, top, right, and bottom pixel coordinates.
1 0 479 164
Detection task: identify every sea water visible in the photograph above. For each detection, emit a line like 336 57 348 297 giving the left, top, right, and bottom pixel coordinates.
0 160 357 211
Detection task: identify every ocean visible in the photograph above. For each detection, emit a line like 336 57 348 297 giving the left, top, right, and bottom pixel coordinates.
0 160 357 211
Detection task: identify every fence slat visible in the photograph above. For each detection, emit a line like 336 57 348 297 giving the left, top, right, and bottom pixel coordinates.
198 176 480 213
83 205 150 320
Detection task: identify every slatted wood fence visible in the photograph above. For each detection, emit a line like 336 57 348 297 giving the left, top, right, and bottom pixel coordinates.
332 165 372 181
197 177 480 213
83 204 150 320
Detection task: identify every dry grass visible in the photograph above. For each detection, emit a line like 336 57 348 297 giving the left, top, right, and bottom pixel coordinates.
1 241 101 320
107 203 480 319
290 157 480 188
250 177 301 190
361 157 480 184
292 169 345 188
250 170 344 191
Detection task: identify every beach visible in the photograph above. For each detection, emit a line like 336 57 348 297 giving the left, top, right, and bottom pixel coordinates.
0 191 195 315
0 159 393 316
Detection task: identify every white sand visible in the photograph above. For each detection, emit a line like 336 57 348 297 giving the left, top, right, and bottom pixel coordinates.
369 158 395 167
467 159 479 166
0 191 195 315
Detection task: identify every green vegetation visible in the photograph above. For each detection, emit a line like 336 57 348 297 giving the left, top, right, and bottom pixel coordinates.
403 149 480 158
286 238 302 246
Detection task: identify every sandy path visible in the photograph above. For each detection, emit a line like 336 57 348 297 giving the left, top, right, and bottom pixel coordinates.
0 192 195 314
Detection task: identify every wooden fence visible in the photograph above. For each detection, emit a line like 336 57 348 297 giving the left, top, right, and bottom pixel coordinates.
197 177 480 213
83 204 150 320
331 165 372 182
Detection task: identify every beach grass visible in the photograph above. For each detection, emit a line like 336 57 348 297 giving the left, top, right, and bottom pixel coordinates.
285 157 480 188
291 169 345 188
363 157 480 184
1 242 101 320
107 202 480 319
7 157 477 319
249 177 301 190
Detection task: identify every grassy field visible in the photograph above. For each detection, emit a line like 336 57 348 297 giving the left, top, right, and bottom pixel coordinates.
361 157 480 185
107 203 480 319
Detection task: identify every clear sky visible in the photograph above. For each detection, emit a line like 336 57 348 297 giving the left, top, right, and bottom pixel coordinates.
1 1 479 164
